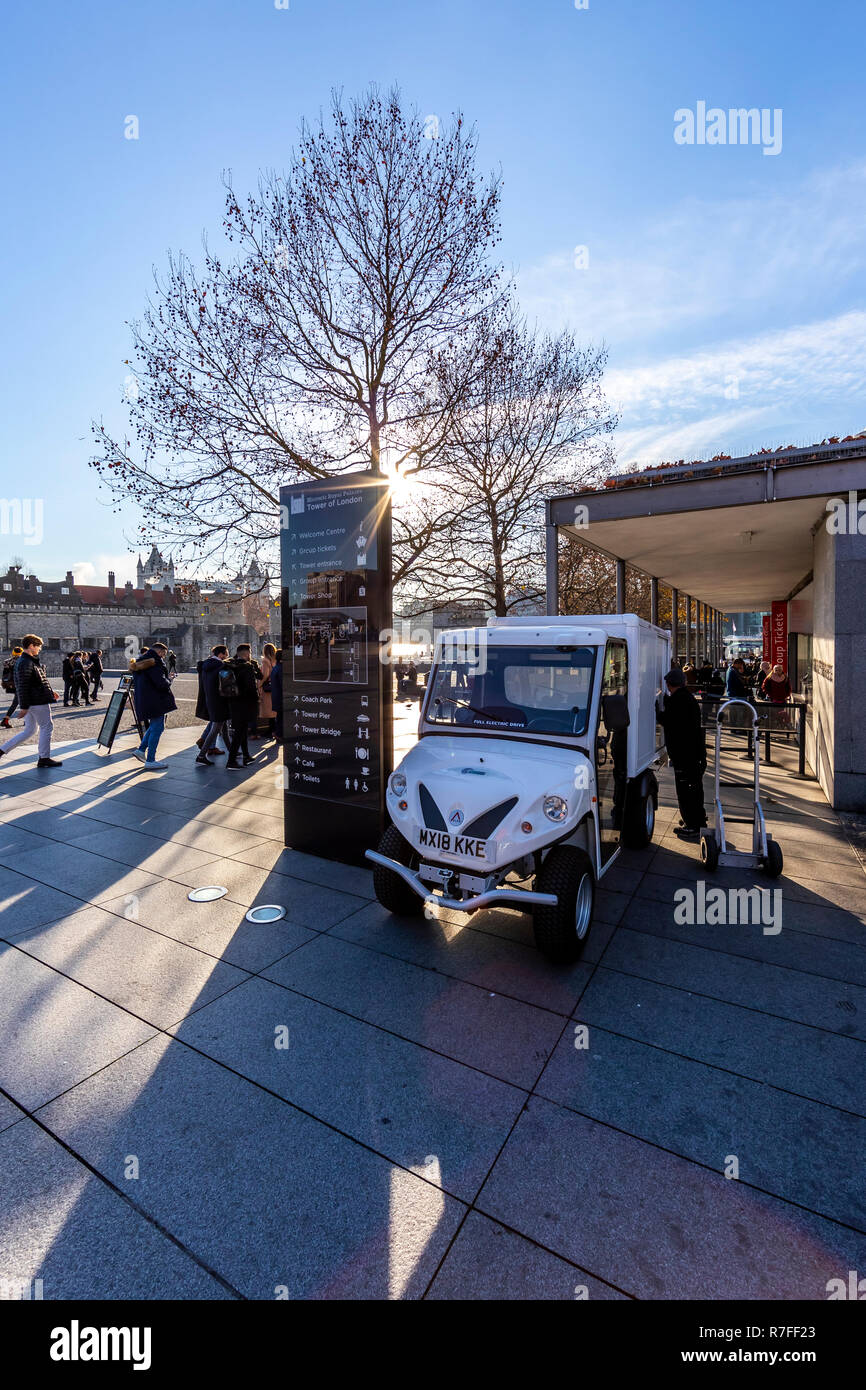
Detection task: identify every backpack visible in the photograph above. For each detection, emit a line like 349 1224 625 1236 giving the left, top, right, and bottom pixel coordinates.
218 664 239 700
1 657 15 693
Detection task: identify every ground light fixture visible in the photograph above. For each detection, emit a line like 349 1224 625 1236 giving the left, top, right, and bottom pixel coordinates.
244 905 287 923
187 886 229 902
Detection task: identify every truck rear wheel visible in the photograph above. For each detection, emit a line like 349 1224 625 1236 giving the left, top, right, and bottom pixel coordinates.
532 846 595 964
372 824 424 917
621 778 656 850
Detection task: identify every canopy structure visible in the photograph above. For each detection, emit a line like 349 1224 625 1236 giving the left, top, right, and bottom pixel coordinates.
544 439 866 811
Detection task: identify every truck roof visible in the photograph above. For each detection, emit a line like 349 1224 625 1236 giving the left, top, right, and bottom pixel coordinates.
434 613 667 648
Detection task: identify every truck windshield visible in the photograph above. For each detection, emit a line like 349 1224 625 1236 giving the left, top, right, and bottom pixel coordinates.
425 646 596 736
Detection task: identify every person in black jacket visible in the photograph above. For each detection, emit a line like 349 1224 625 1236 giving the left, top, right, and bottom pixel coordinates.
657 667 707 837
88 650 104 700
0 635 62 768
725 658 749 701
129 643 177 769
70 652 91 706
225 644 261 769
195 645 231 766
61 651 75 706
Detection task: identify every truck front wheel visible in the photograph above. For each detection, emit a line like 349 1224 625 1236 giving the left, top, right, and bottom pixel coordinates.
532 847 596 963
372 824 424 917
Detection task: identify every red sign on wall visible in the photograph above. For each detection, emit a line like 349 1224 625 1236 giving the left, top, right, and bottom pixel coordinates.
771 601 788 671
762 615 770 660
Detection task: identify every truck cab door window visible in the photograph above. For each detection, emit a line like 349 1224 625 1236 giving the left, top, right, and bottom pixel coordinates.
596 639 628 865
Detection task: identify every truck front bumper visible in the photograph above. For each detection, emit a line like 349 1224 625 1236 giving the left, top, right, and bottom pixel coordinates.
365 849 558 913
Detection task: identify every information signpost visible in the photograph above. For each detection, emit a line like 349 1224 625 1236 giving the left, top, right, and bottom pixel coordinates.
279 473 393 864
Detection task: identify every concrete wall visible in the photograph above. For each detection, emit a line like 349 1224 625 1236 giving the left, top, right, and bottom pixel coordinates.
809 524 836 803
0 605 260 676
810 516 866 811
833 523 866 811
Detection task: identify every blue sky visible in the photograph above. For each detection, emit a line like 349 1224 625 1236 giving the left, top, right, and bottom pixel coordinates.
2 0 865 583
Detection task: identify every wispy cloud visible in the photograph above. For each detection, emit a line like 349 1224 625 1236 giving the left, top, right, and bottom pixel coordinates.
517 162 866 350
606 311 866 464
517 162 866 467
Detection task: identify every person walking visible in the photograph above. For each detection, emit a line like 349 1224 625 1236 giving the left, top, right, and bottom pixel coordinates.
0 635 62 768
259 643 276 740
195 645 231 766
656 666 707 838
89 649 104 700
129 642 176 769
224 644 260 769
1 646 23 727
70 652 91 706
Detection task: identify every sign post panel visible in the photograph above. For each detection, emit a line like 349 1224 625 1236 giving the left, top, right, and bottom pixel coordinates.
279 473 393 864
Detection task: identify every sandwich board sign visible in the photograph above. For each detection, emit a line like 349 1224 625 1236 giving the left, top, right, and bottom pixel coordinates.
279 473 393 864
96 675 143 752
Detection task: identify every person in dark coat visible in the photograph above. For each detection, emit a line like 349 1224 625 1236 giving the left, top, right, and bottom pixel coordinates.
225 644 260 768
0 635 62 767
89 650 104 699
195 645 231 766
70 652 91 706
129 643 177 769
270 649 283 744
61 651 75 706
657 667 707 837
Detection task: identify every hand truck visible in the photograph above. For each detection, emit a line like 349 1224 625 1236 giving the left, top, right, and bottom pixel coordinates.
700 698 783 877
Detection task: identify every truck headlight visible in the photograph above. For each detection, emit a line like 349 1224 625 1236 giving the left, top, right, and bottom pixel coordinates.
390 771 407 797
543 795 568 822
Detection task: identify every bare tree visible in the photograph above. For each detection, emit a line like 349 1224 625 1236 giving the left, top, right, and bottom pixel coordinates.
403 303 616 617
91 87 502 584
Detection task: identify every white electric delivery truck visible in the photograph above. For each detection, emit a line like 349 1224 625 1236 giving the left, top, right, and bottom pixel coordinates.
367 614 671 962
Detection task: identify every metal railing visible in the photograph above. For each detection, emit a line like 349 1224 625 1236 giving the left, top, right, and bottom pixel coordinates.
693 688 810 777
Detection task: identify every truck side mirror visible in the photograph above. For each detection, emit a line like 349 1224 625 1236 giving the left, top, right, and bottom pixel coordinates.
601 693 630 731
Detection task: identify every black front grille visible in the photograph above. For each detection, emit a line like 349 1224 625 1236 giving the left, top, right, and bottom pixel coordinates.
419 783 447 830
464 797 519 838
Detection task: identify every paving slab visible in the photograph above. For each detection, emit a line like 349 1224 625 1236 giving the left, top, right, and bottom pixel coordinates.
3 840 164 905
9 907 251 1029
231 842 376 899
0 1118 232 1298
0 867 94 942
38 1034 465 1299
477 1096 866 1299
537 1024 866 1230
165 855 368 926
621 896 866 987
784 875 866 915
0 1091 26 1133
0 947 156 1109
65 819 268 865
426 1211 628 1300
330 900 594 1014
170 975 524 1202
96 878 316 972
264 934 565 1088
602 927 866 1038
575 968 866 1115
